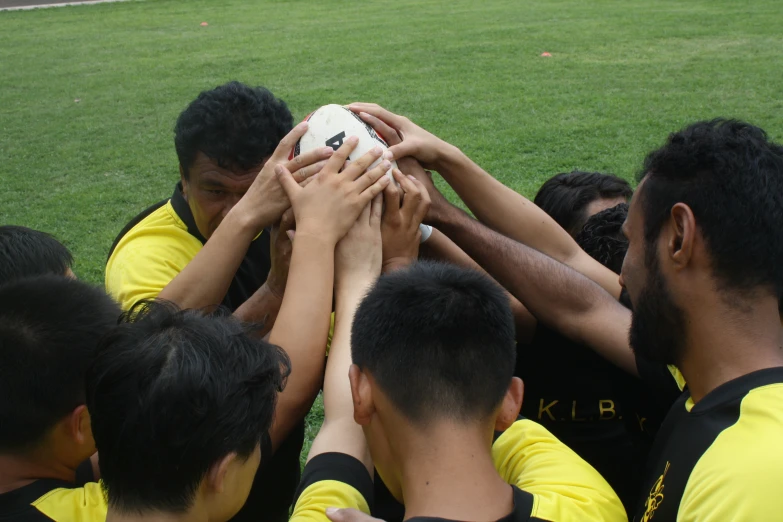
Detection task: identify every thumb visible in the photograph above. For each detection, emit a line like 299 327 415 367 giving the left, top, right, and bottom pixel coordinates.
276 164 300 199
387 141 415 162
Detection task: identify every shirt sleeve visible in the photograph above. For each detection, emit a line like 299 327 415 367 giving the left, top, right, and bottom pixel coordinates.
290 453 374 522
105 222 201 311
493 419 627 522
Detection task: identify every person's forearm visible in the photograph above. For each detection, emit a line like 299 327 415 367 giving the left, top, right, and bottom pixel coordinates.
437 205 637 375
420 229 537 343
308 276 375 473
234 283 283 337
268 234 334 449
157 209 259 310
433 147 621 299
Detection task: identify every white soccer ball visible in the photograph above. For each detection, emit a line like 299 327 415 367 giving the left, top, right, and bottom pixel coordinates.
292 104 398 179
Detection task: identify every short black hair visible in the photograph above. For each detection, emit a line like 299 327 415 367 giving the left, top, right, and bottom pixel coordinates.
576 203 629 275
86 301 290 514
639 119 783 299
351 261 516 424
0 226 73 286
0 276 120 452
174 81 293 178
534 171 633 237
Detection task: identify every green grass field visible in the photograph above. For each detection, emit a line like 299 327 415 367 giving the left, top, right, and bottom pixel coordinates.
2 0 782 467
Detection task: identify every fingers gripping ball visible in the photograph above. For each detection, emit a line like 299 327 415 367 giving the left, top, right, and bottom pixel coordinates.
291 104 398 180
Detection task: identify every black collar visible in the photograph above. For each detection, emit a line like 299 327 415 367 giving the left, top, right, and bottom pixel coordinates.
0 479 74 515
170 182 207 244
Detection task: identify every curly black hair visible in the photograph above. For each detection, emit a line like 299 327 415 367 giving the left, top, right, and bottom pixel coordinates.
576 203 629 275
639 119 783 299
534 171 633 237
174 81 293 178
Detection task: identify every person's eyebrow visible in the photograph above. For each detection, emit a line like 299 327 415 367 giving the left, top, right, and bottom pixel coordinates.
198 174 230 189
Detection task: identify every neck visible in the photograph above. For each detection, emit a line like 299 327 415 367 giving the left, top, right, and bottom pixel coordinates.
0 453 76 494
394 421 513 521
107 509 208 522
679 295 783 403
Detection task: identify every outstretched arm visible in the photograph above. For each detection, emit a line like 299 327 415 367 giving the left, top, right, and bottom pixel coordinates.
349 103 622 299
436 203 637 376
420 228 537 344
268 138 391 450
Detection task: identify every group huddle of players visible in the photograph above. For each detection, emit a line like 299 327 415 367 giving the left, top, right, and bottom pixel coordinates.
1 81 782 522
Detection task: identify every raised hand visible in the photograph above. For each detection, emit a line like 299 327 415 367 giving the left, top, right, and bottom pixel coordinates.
236 121 334 231
276 136 391 245
265 208 295 299
335 196 383 289
381 169 431 272
347 102 455 170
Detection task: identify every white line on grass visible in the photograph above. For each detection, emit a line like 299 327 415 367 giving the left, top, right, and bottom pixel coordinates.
0 0 136 12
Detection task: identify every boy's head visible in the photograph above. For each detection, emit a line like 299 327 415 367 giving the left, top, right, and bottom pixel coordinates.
350 262 523 498
534 171 632 237
0 276 119 465
0 226 74 285
576 203 629 275
86 301 290 522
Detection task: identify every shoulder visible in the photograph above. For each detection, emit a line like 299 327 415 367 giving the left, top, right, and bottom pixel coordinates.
107 201 200 264
681 382 783 520
494 419 627 521
31 482 107 522
106 201 202 309
290 453 373 522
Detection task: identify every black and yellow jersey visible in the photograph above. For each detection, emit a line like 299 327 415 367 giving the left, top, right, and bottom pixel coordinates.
291 453 374 521
517 325 668 513
104 183 299 522
296 419 626 522
0 479 106 521
633 366 783 522
105 183 271 312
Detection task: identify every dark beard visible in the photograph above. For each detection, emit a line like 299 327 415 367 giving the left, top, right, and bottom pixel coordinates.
629 249 687 366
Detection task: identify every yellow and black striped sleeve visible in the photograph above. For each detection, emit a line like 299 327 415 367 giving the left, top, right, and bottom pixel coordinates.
493 419 627 522
290 452 374 522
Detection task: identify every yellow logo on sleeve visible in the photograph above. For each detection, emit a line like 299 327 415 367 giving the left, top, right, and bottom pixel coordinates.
641 461 670 522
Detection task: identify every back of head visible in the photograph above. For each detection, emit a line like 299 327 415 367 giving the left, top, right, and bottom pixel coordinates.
639 119 783 299
0 226 73 286
351 261 516 425
174 81 293 178
576 203 629 275
86 301 290 516
0 276 119 453
534 171 633 237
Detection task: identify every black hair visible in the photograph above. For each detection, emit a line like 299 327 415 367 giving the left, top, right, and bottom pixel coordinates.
576 203 629 275
638 119 783 300
174 81 293 178
351 261 516 424
86 300 290 514
534 171 633 237
0 226 73 286
0 276 120 452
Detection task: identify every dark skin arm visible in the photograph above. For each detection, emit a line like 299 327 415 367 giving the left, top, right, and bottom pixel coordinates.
420 228 537 344
436 203 638 376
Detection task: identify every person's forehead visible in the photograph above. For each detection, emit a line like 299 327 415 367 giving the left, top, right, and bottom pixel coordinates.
189 151 266 182
624 178 647 233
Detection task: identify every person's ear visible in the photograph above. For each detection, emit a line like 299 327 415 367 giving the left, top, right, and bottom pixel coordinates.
68 405 94 447
205 453 237 494
668 203 696 270
349 365 375 426
494 377 524 432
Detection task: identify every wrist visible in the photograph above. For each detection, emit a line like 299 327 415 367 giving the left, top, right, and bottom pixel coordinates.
433 142 462 172
382 256 415 274
335 275 376 305
229 199 281 234
262 277 286 300
291 229 339 249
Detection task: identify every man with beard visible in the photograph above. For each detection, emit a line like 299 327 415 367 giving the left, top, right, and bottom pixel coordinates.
356 108 783 521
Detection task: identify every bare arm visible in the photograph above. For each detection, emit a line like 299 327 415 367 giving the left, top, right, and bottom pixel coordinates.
436 204 637 376
269 137 391 451
349 103 622 299
158 122 332 314
307 197 384 473
420 228 538 344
